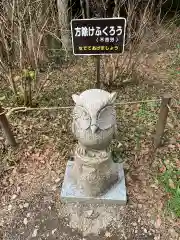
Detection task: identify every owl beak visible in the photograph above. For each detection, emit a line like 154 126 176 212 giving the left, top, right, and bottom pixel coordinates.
91 125 98 134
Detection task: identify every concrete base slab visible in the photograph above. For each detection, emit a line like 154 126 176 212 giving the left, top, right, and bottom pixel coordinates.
60 161 127 205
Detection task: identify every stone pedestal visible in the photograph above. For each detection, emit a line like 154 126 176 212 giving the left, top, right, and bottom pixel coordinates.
60 161 127 205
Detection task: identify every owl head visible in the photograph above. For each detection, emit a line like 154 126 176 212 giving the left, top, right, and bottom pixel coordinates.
72 89 117 134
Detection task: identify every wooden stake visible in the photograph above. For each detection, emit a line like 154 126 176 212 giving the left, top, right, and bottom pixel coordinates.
0 104 17 147
154 94 171 148
96 55 100 88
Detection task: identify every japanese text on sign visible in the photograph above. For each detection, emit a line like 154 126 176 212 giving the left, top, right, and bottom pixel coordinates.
78 46 119 51
74 26 123 37
71 18 126 55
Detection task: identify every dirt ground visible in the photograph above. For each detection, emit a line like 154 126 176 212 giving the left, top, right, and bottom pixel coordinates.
0 34 180 239
0 190 174 240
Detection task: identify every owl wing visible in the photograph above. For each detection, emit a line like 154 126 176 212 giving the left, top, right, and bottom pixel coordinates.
98 106 116 130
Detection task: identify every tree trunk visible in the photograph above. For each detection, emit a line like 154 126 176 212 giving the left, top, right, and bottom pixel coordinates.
57 0 71 53
89 0 105 17
0 105 17 147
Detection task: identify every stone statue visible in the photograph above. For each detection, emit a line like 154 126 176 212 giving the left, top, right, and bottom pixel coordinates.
71 89 119 197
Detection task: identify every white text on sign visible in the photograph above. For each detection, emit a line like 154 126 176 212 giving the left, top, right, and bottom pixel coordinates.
75 26 123 37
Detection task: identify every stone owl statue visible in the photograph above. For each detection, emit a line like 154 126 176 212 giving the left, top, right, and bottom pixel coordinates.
71 89 119 197
72 89 117 153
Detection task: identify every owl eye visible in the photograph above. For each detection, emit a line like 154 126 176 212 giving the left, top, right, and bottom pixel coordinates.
97 106 116 130
73 106 91 130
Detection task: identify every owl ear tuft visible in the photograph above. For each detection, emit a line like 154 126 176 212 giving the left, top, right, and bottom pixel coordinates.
72 94 81 104
109 92 117 104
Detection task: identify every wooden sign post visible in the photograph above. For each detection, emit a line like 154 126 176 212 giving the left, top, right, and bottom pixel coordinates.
71 17 126 87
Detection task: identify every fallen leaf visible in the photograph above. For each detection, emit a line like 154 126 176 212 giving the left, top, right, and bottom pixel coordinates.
159 165 166 173
23 218 28 225
0 96 5 101
11 194 17 200
164 159 170 166
32 228 38 237
86 210 94 217
24 203 29 208
105 231 112 238
52 229 57 235
55 178 61 183
155 216 161 228
168 228 178 238
8 205 12 211
168 144 175 149
158 201 163 211
177 143 180 149
169 179 176 189
167 123 174 128
150 184 158 189
117 142 123 147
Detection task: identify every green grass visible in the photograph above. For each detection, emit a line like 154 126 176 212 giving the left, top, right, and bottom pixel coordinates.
135 100 180 218
161 46 180 218
168 44 180 78
158 162 180 217
135 102 159 121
